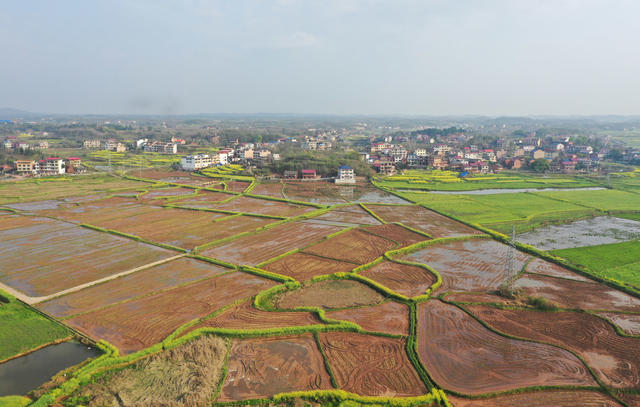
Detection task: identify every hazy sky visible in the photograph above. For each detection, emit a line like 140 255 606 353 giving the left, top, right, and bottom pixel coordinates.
2 0 639 115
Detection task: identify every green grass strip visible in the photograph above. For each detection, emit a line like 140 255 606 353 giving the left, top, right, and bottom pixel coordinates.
359 203 386 223
313 331 339 388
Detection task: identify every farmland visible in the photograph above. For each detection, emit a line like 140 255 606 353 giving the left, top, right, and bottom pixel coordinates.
2 168 640 407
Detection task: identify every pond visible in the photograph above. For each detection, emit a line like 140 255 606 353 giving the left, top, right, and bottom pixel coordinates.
0 341 101 397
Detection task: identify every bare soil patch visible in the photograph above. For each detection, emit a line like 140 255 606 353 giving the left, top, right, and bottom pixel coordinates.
251 182 284 198
200 222 342 266
218 334 332 401
137 169 219 187
525 257 592 282
318 332 426 397
67 272 275 354
361 261 436 297
74 335 227 407
325 301 409 335
212 195 314 217
466 305 640 388
417 300 595 394
447 391 622 407
443 292 514 305
364 223 428 247
367 204 482 238
275 279 385 310
38 257 227 318
512 274 640 312
263 252 355 281
303 228 397 264
169 190 232 208
403 239 530 293
313 206 382 225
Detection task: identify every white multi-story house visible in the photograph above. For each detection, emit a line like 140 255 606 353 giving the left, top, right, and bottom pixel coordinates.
83 139 101 149
39 158 65 175
181 154 212 171
335 165 356 184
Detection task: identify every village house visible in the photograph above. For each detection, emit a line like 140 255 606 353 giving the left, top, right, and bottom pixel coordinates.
301 169 317 179
335 165 356 184
181 154 212 171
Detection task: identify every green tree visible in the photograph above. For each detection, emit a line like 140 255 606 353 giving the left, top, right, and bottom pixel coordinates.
531 158 550 173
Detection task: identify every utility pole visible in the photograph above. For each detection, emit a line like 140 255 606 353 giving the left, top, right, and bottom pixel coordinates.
504 225 517 278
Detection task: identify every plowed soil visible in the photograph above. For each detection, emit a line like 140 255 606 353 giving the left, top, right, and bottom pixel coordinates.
211 196 314 217
616 392 640 406
283 182 350 205
201 222 342 265
41 197 156 224
444 292 513 305
137 169 217 187
466 305 640 388
275 279 385 310
404 238 530 293
217 334 332 401
166 190 232 207
325 301 409 335
447 391 622 407
364 223 428 247
599 313 640 335
360 261 436 297
263 252 355 281
183 300 321 333
417 300 595 394
525 258 592 282
512 274 640 312
313 206 381 225
317 332 426 397
366 204 482 238
0 219 173 297
303 229 397 265
67 272 275 354
225 180 251 193
38 257 228 318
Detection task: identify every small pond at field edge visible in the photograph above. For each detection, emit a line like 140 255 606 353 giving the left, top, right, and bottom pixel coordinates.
0 341 101 397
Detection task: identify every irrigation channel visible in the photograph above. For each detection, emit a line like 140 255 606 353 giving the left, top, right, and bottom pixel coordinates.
418 187 606 195
0 341 101 396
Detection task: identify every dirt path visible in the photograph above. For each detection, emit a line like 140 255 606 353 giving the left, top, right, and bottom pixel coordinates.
0 254 185 305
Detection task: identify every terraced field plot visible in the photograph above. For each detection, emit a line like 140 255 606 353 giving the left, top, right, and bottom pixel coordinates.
417 300 596 394
325 301 409 335
275 279 385 310
360 260 436 297
512 274 640 312
38 257 227 318
318 332 426 396
303 228 397 264
366 204 482 238
67 272 275 354
263 252 355 281
312 205 381 225
200 221 342 265
0 217 174 297
168 189 232 206
210 195 315 217
466 306 640 388
403 238 530 293
250 182 284 198
218 335 332 401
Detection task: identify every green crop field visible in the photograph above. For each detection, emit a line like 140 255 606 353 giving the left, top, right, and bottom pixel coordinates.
375 169 600 191
0 174 150 205
395 190 597 234
0 291 70 361
551 239 640 289
532 188 640 211
85 151 179 168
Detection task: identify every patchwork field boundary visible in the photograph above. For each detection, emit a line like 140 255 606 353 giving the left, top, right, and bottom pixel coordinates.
313 331 339 388
78 223 188 253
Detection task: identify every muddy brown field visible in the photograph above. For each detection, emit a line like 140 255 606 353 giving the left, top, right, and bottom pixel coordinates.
360 260 436 297
0 218 174 297
403 238 530 293
417 300 595 394
364 223 428 247
524 257 593 282
263 252 355 281
512 274 640 312
447 391 623 407
210 195 314 217
169 189 233 207
200 221 342 265
275 279 385 310
313 205 382 225
38 257 228 318
325 301 409 335
318 332 426 397
598 312 640 335
137 169 218 187
466 305 640 388
217 334 332 401
250 182 285 198
184 299 321 333
303 228 397 264
367 204 482 237
67 272 275 354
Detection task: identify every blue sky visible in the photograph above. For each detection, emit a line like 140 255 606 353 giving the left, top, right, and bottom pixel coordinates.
1 0 639 115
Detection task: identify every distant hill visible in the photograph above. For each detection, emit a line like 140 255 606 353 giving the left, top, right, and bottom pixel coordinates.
0 107 34 118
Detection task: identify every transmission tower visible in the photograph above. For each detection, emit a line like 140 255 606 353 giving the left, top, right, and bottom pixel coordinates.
504 225 517 278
